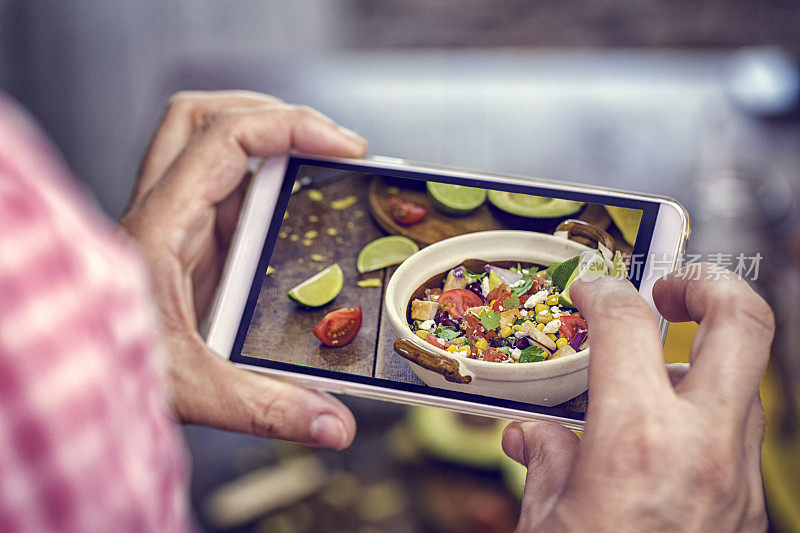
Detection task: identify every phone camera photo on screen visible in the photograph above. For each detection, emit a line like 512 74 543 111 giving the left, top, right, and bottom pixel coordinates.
215 154 687 427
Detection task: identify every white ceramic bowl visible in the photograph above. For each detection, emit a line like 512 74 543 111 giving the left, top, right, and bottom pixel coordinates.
384 230 590 406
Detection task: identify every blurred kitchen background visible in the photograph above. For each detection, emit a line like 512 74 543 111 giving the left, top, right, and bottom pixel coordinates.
2 1 800 531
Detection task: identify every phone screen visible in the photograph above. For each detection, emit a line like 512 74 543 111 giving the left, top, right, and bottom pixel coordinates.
229 156 661 422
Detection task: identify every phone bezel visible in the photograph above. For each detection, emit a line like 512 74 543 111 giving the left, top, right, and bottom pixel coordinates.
205 153 689 430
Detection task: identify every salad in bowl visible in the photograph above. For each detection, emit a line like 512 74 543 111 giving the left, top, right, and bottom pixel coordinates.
407 259 590 364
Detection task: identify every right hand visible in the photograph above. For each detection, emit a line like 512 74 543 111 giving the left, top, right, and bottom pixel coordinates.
503 264 772 531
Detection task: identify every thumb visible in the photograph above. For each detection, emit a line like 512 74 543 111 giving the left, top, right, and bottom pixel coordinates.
503 421 580 527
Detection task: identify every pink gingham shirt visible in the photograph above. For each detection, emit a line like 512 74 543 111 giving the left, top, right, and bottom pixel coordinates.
0 95 189 531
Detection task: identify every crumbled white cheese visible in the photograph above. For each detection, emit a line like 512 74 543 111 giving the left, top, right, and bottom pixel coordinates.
419 319 435 331
432 295 439 301
537 308 551 316
509 278 526 288
514 330 527 338
510 348 522 360
542 319 561 334
519 309 528 317
550 306 563 318
524 290 548 308
521 269 529 275
481 276 490 297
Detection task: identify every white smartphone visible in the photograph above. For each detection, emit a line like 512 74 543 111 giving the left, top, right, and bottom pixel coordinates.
205 153 689 430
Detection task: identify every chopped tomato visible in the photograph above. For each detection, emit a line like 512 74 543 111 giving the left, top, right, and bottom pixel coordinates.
559 315 588 342
426 334 444 349
438 288 484 318
521 274 546 299
312 307 362 347
482 349 509 363
389 197 427 226
485 284 510 304
464 313 487 344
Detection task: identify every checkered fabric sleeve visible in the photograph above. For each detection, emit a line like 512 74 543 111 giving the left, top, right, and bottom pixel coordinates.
0 95 190 531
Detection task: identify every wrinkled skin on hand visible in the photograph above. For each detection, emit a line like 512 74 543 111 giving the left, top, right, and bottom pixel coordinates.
503 265 771 532
121 91 367 449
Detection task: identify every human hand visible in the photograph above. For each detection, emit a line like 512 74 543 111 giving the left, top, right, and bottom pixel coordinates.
120 91 367 449
502 264 772 531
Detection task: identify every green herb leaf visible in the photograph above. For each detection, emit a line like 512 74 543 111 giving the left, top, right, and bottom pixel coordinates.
519 345 546 363
502 294 521 309
463 268 486 281
433 326 460 340
479 309 501 330
514 317 527 326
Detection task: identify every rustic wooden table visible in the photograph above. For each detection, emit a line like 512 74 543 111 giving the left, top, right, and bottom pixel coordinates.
242 171 425 386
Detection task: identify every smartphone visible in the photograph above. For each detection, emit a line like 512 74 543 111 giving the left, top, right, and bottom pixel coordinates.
205 154 689 430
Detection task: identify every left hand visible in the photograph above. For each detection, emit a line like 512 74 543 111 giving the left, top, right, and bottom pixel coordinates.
120 91 367 449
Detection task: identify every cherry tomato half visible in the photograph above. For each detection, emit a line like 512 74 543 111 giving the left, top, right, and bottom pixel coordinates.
312 307 362 347
559 315 588 342
389 197 427 226
438 288 484 318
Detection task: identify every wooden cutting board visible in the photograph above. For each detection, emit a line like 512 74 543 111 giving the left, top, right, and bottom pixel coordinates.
367 176 624 249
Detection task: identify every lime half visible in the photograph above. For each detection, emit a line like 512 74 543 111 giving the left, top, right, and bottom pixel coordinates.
356 236 419 273
559 251 609 308
427 182 487 215
550 256 580 291
287 264 344 307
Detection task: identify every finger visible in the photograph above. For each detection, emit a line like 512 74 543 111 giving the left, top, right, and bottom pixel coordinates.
569 276 672 409
124 104 367 263
651 265 774 414
176 344 356 449
741 394 768 530
502 422 580 528
135 90 284 199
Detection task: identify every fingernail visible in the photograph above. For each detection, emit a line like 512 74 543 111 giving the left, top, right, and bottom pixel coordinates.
502 423 525 465
311 413 347 449
336 125 366 144
572 275 632 295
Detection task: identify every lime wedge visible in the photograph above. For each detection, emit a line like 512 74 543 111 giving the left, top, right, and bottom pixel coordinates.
287 264 344 307
559 251 610 308
605 206 642 245
550 256 580 291
427 182 487 215
356 236 419 273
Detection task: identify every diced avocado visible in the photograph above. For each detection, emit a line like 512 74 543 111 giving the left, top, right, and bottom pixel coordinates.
487 270 503 292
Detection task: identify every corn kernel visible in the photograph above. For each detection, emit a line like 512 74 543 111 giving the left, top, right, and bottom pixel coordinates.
475 338 489 351
536 322 546 331
547 333 558 341
535 314 554 324
415 330 428 339
447 345 458 352
546 295 560 306
499 326 513 338
513 324 523 332
534 303 549 314
556 337 569 349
